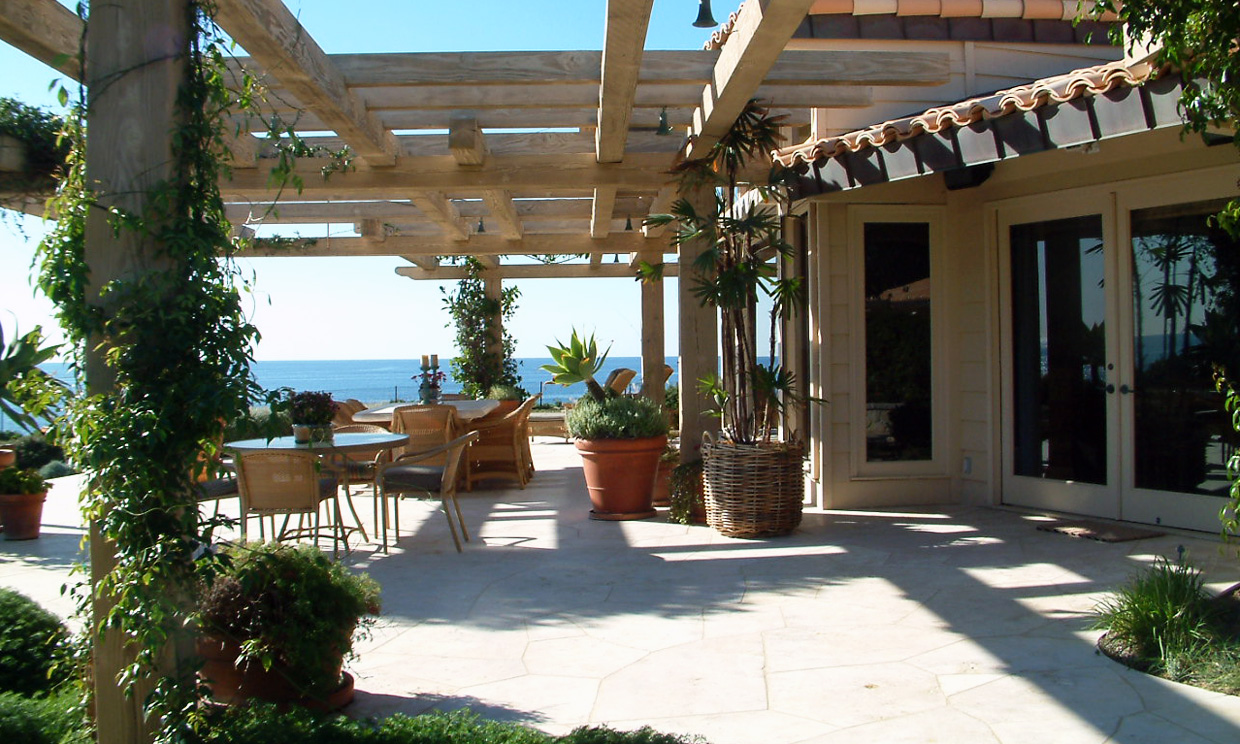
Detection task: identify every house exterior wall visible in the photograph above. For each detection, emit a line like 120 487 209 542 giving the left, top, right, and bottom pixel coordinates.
799 126 1239 512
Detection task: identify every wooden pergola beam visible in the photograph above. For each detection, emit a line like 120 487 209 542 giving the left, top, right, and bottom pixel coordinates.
407 191 470 241
221 152 677 198
591 187 618 239
225 196 655 224
396 261 680 281
596 0 655 163
242 232 656 258
688 0 819 159
481 190 522 240
448 115 488 166
401 254 440 270
212 0 398 166
0 0 82 80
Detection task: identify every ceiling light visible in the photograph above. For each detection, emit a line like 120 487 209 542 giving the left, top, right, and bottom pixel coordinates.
693 0 717 28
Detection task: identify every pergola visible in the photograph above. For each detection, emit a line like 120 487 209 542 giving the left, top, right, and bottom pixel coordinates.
0 0 950 426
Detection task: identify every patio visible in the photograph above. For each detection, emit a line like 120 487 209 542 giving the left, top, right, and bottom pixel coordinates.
4 438 1240 742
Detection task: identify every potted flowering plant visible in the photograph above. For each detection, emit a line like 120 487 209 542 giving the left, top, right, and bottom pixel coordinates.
543 329 669 520
289 390 336 443
0 466 50 540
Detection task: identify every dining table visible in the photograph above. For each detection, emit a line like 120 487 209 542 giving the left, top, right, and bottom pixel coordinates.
224 431 410 545
352 399 501 426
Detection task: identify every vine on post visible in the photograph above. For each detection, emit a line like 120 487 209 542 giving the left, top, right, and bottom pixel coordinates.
35 2 347 739
440 257 523 398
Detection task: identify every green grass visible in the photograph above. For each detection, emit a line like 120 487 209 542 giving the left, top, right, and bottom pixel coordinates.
1093 556 1240 694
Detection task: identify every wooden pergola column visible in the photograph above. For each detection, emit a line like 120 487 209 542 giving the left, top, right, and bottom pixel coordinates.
84 2 190 742
638 248 665 407
677 188 718 461
482 269 504 381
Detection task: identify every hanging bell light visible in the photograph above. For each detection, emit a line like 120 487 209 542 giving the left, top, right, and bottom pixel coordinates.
625 215 633 231
693 0 717 28
476 217 486 234
612 253 621 264
656 107 673 136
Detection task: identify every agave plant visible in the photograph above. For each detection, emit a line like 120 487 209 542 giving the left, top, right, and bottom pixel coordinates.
541 329 610 402
646 99 808 444
0 324 66 432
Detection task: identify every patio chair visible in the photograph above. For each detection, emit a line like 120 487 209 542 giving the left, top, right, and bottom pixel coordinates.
375 430 478 552
233 449 347 555
383 405 460 538
603 367 636 395
463 395 538 491
332 399 365 427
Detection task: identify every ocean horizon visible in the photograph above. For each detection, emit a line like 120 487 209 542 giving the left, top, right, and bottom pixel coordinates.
2 356 679 432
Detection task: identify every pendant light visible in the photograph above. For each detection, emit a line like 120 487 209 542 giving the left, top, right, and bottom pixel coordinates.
476 217 486 234
693 0 717 28
656 107 673 136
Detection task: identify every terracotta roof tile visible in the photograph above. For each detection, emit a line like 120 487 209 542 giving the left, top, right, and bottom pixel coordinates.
705 0 1115 49
772 59 1157 166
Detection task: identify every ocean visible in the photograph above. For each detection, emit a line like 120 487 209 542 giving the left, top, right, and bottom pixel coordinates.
2 356 680 431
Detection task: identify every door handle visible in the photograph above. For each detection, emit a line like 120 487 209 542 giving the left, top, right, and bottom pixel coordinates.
1119 384 1135 395
1105 384 1115 394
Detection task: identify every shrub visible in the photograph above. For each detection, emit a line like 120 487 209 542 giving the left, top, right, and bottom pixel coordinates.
225 405 291 441
0 589 70 697
1092 556 1219 665
12 434 64 471
37 460 76 479
0 689 89 744
559 725 704 743
566 395 668 440
488 383 529 401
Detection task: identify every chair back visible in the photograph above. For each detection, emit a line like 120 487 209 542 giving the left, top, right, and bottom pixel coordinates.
332 400 363 427
391 405 457 463
438 431 479 498
332 424 389 465
235 450 329 515
603 368 637 395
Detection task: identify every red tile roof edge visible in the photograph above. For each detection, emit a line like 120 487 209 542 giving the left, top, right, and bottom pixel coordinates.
704 0 1118 50
772 58 1157 166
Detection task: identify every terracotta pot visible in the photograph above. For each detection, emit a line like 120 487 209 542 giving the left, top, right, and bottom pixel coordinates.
0 448 15 470
196 636 354 711
575 435 666 520
651 458 675 507
0 491 46 540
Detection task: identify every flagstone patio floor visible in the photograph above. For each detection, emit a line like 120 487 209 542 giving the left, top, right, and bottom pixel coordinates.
4 439 1240 743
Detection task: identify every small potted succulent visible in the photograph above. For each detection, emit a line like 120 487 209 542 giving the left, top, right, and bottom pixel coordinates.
544 329 669 520
289 390 337 443
196 541 381 710
0 466 50 540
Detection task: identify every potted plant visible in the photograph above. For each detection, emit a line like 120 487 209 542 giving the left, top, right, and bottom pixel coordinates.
0 466 49 540
647 100 811 538
195 541 381 710
485 383 529 417
289 390 336 443
544 330 669 520
651 444 679 508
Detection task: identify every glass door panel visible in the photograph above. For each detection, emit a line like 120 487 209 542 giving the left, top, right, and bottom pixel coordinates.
1125 200 1240 522
1010 215 1109 484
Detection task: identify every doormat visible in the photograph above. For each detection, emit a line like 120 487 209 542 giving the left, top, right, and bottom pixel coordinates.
1036 520 1165 543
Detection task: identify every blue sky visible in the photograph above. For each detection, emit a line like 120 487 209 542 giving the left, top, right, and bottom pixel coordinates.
0 1 725 359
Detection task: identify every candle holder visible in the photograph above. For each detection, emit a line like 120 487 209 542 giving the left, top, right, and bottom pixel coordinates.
416 359 445 404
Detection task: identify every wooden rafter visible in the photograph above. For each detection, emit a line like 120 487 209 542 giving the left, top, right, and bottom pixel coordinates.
591 187 618 239
401 254 440 271
242 232 655 258
596 0 655 163
0 0 82 80
407 192 470 242
212 0 398 166
480 190 522 240
397 261 679 281
688 0 819 159
448 115 488 166
225 196 655 225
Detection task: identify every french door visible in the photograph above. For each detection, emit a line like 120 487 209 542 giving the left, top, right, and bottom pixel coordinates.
999 177 1240 532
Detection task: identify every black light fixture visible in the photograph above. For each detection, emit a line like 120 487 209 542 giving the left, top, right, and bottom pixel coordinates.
693 0 717 28
612 253 620 264
476 217 486 233
625 215 633 231
656 107 673 136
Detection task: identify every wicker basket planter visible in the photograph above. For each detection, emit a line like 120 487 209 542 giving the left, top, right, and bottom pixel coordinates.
702 438 805 538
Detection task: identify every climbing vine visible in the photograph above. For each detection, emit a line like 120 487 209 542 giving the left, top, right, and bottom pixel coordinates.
35 2 347 740
440 257 523 398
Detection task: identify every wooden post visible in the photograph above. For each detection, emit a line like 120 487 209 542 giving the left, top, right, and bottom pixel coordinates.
638 248 665 407
677 188 718 461
482 270 504 385
84 2 189 742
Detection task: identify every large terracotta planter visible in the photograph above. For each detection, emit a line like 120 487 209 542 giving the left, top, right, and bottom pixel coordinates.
196 636 354 710
0 491 46 540
575 435 667 520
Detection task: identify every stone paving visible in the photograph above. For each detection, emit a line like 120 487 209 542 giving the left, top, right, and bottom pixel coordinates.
4 440 1240 742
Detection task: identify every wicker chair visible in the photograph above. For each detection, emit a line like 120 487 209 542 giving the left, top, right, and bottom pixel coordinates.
234 450 346 555
332 399 366 427
603 368 637 395
382 406 460 543
375 430 478 552
463 396 538 491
